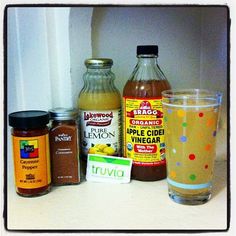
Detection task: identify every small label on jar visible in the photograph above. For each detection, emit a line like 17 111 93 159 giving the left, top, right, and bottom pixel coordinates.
49 125 79 185
12 134 51 189
80 109 121 157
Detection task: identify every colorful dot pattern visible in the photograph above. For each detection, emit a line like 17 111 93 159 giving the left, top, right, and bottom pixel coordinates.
205 144 212 151
170 170 177 179
189 154 196 160
163 104 219 189
177 109 186 117
176 162 181 166
189 174 196 181
180 136 187 142
199 112 204 117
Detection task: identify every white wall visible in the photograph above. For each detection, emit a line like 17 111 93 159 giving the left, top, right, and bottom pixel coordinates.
200 7 228 159
7 7 74 112
92 7 202 92
7 8 52 112
69 7 93 107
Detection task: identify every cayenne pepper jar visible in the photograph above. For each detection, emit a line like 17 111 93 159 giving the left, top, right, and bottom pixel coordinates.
123 45 171 181
9 110 51 197
49 108 80 185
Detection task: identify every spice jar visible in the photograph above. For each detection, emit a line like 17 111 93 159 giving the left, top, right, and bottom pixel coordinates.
9 110 51 197
77 58 121 162
49 108 80 185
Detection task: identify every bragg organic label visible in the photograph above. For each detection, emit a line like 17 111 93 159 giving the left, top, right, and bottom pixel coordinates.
12 134 51 189
80 109 121 156
123 97 166 166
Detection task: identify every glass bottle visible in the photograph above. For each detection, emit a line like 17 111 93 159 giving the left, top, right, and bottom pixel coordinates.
123 45 171 181
77 58 121 164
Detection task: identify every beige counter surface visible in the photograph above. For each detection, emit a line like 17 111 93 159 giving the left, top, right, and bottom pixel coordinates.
6 160 228 231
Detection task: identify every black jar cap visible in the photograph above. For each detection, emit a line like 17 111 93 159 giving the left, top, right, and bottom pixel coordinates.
137 45 158 56
9 110 49 129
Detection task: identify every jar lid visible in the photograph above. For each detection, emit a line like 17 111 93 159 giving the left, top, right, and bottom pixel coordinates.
49 108 78 120
85 58 113 68
9 110 49 129
137 45 158 56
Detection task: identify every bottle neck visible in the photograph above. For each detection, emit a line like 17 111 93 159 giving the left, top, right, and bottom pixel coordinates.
128 54 167 82
87 67 111 73
129 54 167 82
137 55 158 66
81 66 118 93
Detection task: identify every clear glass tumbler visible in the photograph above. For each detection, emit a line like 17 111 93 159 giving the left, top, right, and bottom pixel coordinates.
162 89 222 205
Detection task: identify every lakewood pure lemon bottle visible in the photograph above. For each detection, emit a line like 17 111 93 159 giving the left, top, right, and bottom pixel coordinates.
78 58 121 162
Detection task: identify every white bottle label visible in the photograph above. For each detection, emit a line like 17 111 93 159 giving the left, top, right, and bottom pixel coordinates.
80 109 121 156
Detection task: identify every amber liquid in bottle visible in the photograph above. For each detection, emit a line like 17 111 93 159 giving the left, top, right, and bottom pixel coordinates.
123 79 171 181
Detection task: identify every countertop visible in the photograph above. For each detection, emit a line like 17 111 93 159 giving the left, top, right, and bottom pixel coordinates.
6 160 228 231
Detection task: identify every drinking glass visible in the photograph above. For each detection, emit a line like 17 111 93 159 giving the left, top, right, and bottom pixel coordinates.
162 89 222 205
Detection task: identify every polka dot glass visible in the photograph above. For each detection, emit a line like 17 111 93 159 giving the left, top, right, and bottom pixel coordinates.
162 89 222 205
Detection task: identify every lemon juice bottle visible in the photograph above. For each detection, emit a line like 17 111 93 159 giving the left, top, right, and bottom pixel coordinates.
78 58 121 161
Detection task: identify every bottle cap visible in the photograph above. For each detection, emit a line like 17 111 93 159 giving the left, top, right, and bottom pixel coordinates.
137 45 158 56
9 110 49 129
49 108 78 121
85 58 113 68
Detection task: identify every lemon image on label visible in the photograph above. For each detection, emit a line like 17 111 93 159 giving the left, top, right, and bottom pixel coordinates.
95 144 107 151
88 147 100 154
88 144 115 156
103 147 115 155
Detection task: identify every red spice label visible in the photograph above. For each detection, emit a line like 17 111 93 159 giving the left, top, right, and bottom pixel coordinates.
12 135 51 189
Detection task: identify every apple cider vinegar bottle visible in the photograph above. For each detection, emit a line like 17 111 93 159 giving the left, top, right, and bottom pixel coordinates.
123 45 171 181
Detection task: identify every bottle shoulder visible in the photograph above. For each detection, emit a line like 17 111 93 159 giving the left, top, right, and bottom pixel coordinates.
123 79 171 98
78 90 121 110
